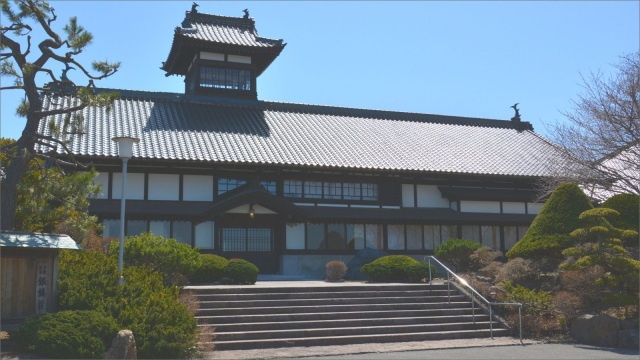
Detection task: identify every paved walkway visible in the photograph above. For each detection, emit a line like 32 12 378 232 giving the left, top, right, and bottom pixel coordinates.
203 337 537 359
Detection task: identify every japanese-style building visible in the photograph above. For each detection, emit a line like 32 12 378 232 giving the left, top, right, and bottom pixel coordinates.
37 7 564 277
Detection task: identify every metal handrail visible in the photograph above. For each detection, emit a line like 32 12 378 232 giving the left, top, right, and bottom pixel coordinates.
425 255 522 342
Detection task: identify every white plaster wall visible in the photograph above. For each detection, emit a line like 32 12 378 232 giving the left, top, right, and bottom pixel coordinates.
416 185 449 208
93 172 109 199
227 54 251 64
401 184 414 207
112 172 144 200
200 51 224 61
195 221 214 249
148 174 179 201
285 223 305 250
183 175 213 201
527 202 545 214
502 202 526 214
460 200 501 213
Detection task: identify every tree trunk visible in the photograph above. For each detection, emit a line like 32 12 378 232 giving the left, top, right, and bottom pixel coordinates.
1 151 31 230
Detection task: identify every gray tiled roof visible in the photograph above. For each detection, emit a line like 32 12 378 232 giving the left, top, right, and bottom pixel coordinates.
36 89 564 177
179 12 284 48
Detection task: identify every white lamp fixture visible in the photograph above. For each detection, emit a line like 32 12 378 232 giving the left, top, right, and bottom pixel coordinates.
112 136 140 285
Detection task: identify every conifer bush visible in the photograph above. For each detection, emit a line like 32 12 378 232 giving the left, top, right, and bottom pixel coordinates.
11 310 119 359
56 250 198 359
404 262 437 283
223 258 259 284
601 193 639 232
190 254 229 284
507 183 594 260
434 238 482 272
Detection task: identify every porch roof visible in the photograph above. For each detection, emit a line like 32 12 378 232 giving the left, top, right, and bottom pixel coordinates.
0 231 80 250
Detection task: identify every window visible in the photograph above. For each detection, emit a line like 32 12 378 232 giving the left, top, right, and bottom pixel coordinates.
218 178 246 195
343 183 361 200
304 181 323 199
387 225 405 250
461 225 480 242
259 180 277 195
365 224 383 249
481 225 500 251
283 179 378 201
406 225 422 250
306 224 325 250
199 66 251 90
221 227 272 252
195 221 214 249
127 220 147 237
150 220 170 238
327 223 346 250
284 180 303 198
324 182 342 199
173 221 192 245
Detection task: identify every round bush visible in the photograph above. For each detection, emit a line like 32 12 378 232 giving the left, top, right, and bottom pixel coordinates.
325 260 348 282
223 258 259 284
405 262 437 283
361 255 419 282
110 232 202 285
12 310 119 359
602 193 639 232
190 254 229 284
434 238 482 272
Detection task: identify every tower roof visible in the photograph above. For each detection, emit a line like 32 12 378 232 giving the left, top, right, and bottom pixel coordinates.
161 8 286 77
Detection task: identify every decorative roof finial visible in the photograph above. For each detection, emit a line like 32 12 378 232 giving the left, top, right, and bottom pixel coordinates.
510 103 521 122
191 2 199 13
243 8 250 19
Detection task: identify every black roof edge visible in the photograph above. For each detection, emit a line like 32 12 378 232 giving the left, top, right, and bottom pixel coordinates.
79 88 534 131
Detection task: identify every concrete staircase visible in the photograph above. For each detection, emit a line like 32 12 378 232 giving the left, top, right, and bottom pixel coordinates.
190 283 511 350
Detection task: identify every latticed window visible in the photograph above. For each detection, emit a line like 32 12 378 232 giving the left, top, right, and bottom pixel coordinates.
200 66 252 90
304 181 323 199
284 180 303 198
218 178 247 195
222 228 272 252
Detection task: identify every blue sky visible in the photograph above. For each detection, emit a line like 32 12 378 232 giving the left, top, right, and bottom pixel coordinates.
1 1 638 140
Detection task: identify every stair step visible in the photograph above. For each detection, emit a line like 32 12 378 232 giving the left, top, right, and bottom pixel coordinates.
196 308 479 324
214 321 503 341
203 314 491 332
193 289 455 301
208 328 512 351
185 283 448 295
198 295 468 308
197 301 472 316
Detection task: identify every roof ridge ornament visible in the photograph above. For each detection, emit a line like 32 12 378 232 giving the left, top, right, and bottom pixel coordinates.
510 103 521 122
191 2 199 14
243 8 250 19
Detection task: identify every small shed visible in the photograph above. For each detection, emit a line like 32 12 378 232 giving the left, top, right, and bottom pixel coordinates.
1 231 80 321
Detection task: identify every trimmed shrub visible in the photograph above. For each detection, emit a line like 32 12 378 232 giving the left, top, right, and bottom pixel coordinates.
361 255 419 282
601 193 639 232
57 250 198 359
405 262 437 283
110 232 202 285
223 258 259 285
502 281 553 315
434 238 483 272
190 254 228 284
116 266 198 359
495 257 540 287
12 310 118 359
57 250 119 311
469 246 503 271
507 183 594 260
325 260 348 282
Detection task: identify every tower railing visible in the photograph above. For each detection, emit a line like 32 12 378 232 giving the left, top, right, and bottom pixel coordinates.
425 255 522 342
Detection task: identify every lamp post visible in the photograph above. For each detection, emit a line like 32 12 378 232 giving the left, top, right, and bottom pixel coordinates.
112 136 139 285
